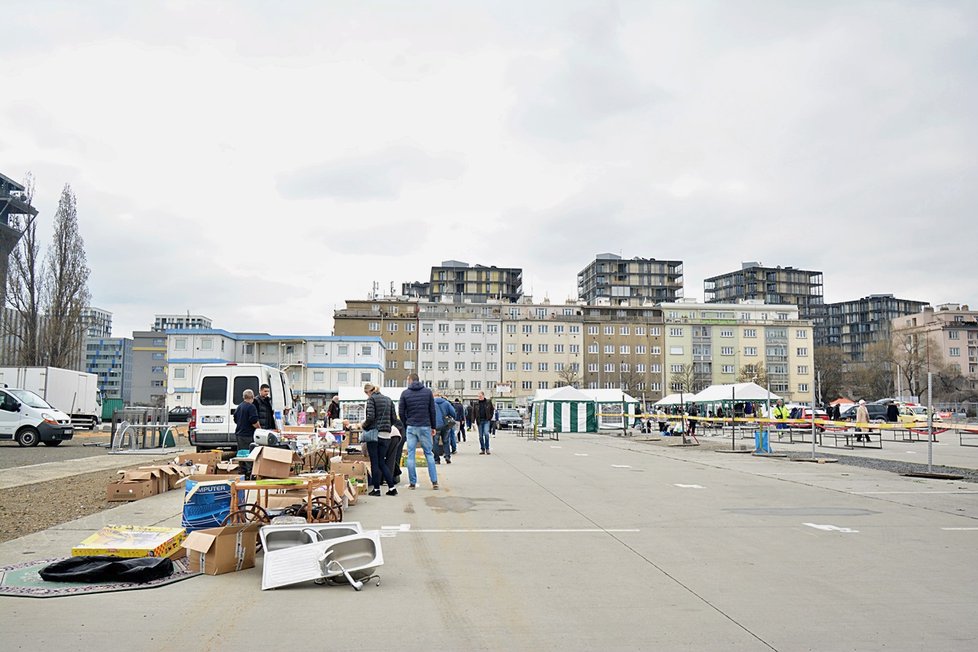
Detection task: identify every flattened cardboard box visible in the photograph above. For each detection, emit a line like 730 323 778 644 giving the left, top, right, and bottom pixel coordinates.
72 525 186 558
183 522 261 575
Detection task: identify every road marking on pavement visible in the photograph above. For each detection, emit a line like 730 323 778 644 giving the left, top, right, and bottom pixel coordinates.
941 527 978 531
804 523 859 533
674 484 704 489
857 491 978 495
404 528 641 533
550 446 562 449
574 453 589 457
611 464 632 468
905 451 917 454
380 524 412 538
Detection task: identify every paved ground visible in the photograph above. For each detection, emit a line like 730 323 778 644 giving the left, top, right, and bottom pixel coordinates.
1 431 977 651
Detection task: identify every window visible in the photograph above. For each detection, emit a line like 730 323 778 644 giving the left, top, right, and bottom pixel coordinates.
720 329 734 338
487 343 497 353
406 323 416 332
604 326 614 335
314 344 325 355
388 341 398 351
620 363 630 372
151 380 164 387
470 380 482 390
522 344 532 353
455 324 466 333
744 328 757 338
538 325 549 334
538 344 548 353
587 344 598 354
174 338 187 351
454 362 465 371
387 323 398 332
670 364 683 373
604 363 615 373
721 347 734 356
313 371 324 381
538 363 548 372
949 331 960 340
173 368 185 380
554 344 564 353
437 380 449 390
538 381 549 389
506 324 517 334
797 365 809 374
620 345 630 354
522 324 532 334
200 377 228 405
455 343 466 353
796 329 807 339
471 362 482 371
796 347 808 357
359 372 371 383
404 341 416 351
635 363 645 373
554 362 564 371
636 326 645 335
368 322 379 331
522 362 532 371
361 345 372 356
570 344 580 354
554 325 565 334
487 323 498 333
438 343 449 352
744 347 758 356
472 324 482 333
438 362 449 371
588 325 598 335
506 362 517 371
243 343 254 355
651 364 661 373
438 323 449 333
650 327 661 336
152 338 165 346
152 352 165 360
604 345 614 354
669 346 683 355
722 365 735 374
620 326 629 335
338 344 349 356
421 342 433 352
487 362 497 371
421 362 433 371
471 343 482 353
338 371 349 383
506 344 516 353
651 346 661 355
798 383 809 393
522 381 533 390
569 325 581 334
950 347 961 357
201 339 213 351
587 363 598 372
669 327 683 337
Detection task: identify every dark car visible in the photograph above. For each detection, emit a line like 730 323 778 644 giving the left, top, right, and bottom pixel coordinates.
839 404 887 423
168 406 192 423
496 408 524 429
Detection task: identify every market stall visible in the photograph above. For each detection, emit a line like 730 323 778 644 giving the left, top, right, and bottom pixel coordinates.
578 388 641 429
689 382 781 417
531 386 597 433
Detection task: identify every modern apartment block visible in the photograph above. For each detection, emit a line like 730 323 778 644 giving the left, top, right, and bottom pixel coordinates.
704 262 824 320
891 303 978 391
85 337 133 402
427 261 523 303
81 307 113 338
153 313 212 331
333 298 421 388
576 253 683 306
659 301 815 403
165 329 385 409
821 294 929 361
130 330 168 406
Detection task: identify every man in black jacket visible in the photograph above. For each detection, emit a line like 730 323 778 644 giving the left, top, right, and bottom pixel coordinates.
397 373 439 489
255 384 277 430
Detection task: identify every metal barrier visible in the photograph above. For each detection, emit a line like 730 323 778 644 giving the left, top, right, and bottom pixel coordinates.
110 407 179 453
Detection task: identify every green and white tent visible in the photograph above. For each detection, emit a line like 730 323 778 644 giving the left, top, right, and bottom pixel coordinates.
532 386 597 433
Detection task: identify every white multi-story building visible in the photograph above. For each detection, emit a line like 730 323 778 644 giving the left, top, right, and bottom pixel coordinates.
154 313 213 332
417 305 502 399
165 329 385 409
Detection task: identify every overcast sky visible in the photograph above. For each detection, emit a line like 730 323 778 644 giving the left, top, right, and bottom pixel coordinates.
2 1 975 338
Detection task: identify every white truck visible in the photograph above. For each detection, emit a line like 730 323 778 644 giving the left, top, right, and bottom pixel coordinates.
0 367 102 430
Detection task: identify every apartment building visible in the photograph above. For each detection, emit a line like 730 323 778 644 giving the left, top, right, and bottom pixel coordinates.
500 302 585 405
85 337 133 402
333 298 421 387
418 305 502 399
577 253 683 305
704 262 824 321
153 313 212 331
821 294 929 361
0 171 34 310
578 304 666 399
427 260 523 303
131 330 168 406
165 329 385 409
659 301 815 403
891 304 978 391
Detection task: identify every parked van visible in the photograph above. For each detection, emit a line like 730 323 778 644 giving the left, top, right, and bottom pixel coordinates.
0 387 75 447
189 364 294 452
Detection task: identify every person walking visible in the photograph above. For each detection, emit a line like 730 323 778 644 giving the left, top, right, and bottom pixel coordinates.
687 403 698 436
397 373 439 489
474 391 494 455
361 383 399 497
886 401 899 424
254 384 277 431
855 399 871 443
772 399 790 430
326 395 341 425
432 391 455 465
453 397 466 443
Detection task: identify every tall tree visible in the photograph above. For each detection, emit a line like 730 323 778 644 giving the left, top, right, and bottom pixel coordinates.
670 363 697 396
737 362 768 387
848 340 894 400
814 346 847 402
891 330 928 399
555 363 581 388
3 173 46 365
43 184 90 369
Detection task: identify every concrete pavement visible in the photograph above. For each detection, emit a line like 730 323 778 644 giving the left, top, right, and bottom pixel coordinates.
1 432 977 651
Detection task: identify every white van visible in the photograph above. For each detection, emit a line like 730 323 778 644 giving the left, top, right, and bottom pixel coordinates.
0 387 75 447
189 363 294 452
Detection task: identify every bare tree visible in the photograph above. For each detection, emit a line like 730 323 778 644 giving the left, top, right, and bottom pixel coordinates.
555 364 581 388
42 184 90 369
848 340 894 400
737 362 768 387
670 363 697 395
814 346 847 402
3 173 46 365
891 330 928 398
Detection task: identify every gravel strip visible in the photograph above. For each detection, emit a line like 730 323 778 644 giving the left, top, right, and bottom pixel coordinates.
783 451 978 483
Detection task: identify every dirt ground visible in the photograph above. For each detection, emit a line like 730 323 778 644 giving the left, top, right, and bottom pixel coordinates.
0 462 173 544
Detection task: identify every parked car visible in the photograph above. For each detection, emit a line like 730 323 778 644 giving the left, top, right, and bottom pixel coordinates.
496 408 524 429
168 406 192 423
898 404 942 425
839 404 888 423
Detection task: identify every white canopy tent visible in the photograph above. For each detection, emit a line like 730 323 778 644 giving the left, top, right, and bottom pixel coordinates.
531 386 597 433
654 393 684 407
577 388 641 429
688 382 782 417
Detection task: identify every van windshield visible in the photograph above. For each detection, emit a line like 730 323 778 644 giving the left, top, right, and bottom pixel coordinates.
8 389 52 409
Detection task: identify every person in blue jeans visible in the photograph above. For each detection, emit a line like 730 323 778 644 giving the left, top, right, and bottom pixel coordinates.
397 373 439 489
473 391 494 455
432 391 455 464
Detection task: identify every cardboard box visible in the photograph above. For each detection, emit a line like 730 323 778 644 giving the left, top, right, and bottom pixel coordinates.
72 525 186 558
123 467 166 494
330 461 368 484
183 523 261 575
176 451 223 474
106 477 157 502
216 460 242 473
247 446 297 479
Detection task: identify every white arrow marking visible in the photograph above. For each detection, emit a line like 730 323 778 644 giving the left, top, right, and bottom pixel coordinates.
941 527 978 531
804 523 859 533
611 464 632 468
674 484 704 489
